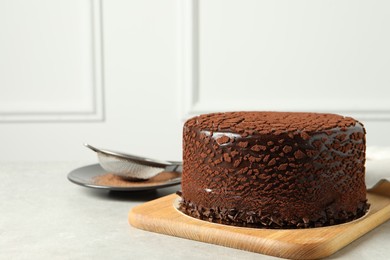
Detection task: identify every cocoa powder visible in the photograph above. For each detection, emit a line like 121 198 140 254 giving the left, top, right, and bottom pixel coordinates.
185 111 360 135
93 171 180 187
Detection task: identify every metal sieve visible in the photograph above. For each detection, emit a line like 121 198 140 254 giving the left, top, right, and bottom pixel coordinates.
84 143 182 180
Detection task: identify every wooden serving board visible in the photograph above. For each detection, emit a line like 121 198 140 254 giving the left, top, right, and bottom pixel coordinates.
128 180 390 259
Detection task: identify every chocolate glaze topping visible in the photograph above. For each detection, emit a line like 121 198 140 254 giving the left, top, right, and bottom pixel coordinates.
179 112 369 228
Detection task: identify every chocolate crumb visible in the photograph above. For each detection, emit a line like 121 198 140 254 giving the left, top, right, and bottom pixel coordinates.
216 135 230 145
93 172 180 187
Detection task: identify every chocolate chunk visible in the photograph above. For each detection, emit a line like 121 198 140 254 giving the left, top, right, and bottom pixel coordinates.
251 145 266 152
238 141 248 148
294 150 306 159
216 135 230 145
268 158 277 166
282 145 292 153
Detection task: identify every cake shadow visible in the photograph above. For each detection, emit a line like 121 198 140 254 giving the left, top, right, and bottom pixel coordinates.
82 185 180 202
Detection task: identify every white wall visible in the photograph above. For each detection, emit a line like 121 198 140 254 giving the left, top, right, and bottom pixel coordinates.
0 0 389 162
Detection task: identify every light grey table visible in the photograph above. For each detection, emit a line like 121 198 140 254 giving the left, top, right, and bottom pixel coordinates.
0 161 389 260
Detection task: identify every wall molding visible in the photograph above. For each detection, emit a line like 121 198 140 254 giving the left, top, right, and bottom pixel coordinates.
179 0 199 121
0 0 104 122
179 0 390 122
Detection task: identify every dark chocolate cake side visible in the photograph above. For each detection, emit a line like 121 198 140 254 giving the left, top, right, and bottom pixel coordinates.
179 112 369 229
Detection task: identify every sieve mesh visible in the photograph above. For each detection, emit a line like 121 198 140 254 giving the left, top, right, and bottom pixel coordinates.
97 153 164 180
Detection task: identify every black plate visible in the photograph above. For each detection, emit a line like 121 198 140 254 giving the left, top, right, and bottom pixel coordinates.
67 164 181 191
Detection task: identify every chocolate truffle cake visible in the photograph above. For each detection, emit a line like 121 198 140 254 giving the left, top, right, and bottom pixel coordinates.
178 112 369 228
